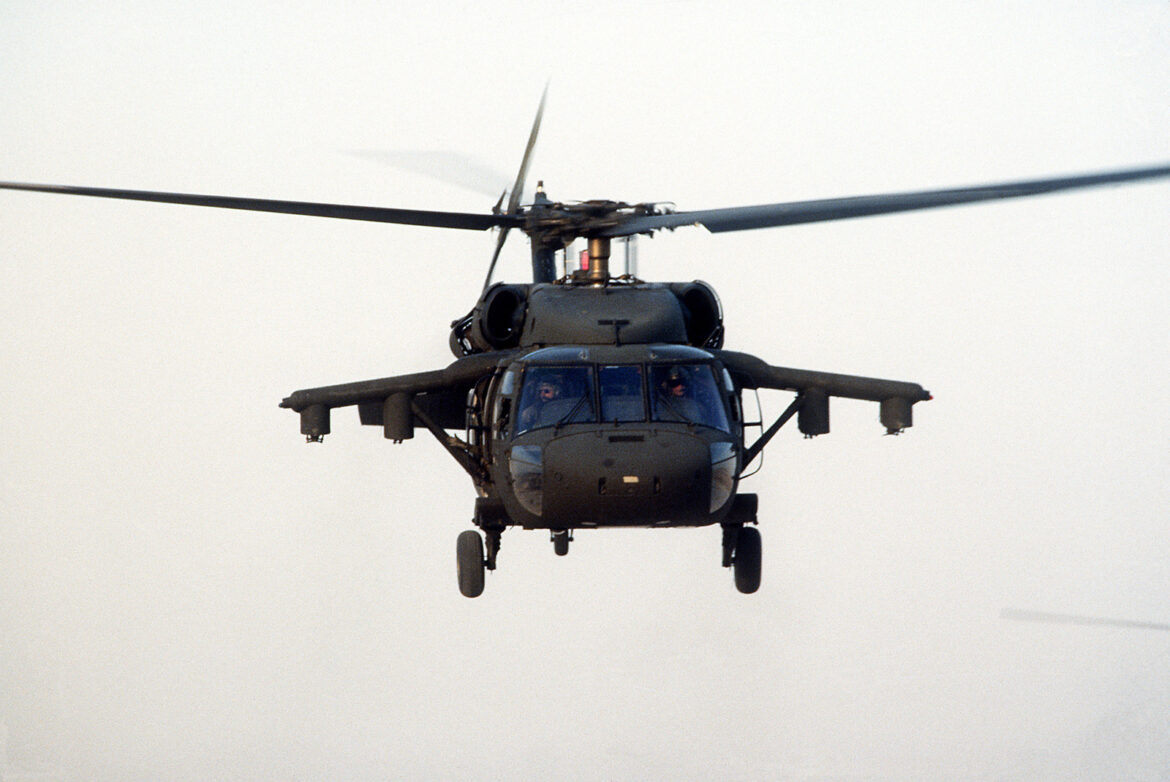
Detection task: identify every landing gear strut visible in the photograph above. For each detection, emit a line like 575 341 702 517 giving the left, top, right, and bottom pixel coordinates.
484 528 502 570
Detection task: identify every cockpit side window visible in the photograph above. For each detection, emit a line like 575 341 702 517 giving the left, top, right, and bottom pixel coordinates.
515 365 597 434
650 363 731 432
492 368 518 440
599 365 646 423
720 365 742 427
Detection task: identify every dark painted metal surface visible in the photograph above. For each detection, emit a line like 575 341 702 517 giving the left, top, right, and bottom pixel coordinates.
542 430 710 527
521 285 688 346
279 350 517 412
714 349 932 403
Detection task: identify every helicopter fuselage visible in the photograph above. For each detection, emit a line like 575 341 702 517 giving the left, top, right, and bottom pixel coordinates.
281 272 927 593
479 343 746 532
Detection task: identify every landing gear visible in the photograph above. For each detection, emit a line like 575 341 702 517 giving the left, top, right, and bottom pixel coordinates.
484 528 502 570
457 530 485 598
721 494 761 594
458 500 507 597
551 529 572 556
733 526 761 594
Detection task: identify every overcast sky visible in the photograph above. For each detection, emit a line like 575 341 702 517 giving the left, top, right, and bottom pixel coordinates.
2 2 1169 780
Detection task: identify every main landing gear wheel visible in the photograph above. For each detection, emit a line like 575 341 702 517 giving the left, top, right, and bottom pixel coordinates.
551 529 571 556
733 526 761 594
457 530 485 598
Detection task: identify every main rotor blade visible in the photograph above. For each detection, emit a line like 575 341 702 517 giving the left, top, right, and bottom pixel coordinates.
0 181 519 231
506 83 547 217
1002 608 1170 632
482 226 511 290
482 84 548 292
603 163 1170 236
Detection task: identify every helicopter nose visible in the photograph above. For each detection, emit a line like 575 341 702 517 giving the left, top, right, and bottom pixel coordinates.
541 430 711 526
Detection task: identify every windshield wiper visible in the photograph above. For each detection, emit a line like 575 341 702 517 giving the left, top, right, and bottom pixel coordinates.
655 393 699 427
555 394 591 430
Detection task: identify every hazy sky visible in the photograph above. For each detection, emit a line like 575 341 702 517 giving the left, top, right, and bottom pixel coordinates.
2 2 1169 780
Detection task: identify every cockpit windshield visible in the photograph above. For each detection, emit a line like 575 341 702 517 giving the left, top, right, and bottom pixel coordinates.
515 361 730 435
650 363 730 431
515 365 597 434
599 365 645 422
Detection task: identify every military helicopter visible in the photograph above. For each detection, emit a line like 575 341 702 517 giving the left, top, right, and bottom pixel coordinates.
2 92 1168 598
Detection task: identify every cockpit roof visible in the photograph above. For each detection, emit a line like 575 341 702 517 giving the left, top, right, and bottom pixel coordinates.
519 344 714 365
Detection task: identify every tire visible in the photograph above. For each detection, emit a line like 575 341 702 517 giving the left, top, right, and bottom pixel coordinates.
733 526 761 594
553 531 570 556
457 530 485 598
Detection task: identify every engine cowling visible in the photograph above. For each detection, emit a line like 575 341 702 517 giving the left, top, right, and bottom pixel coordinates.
448 280 724 354
450 283 530 356
669 281 723 348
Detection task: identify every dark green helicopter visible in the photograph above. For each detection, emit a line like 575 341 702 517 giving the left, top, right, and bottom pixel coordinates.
3 93 1169 597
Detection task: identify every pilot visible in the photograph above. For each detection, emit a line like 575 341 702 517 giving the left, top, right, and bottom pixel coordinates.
657 367 702 423
661 368 687 396
538 380 563 407
520 378 562 430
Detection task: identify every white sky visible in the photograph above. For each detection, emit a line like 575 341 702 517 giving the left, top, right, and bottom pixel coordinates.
2 2 1169 780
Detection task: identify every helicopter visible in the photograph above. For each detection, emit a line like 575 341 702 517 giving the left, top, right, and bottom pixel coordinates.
2 93 1168 598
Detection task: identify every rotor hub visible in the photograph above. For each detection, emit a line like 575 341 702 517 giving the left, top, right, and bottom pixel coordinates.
520 198 673 249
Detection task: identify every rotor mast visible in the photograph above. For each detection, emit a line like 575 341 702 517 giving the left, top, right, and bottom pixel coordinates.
586 236 611 284
528 182 558 283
